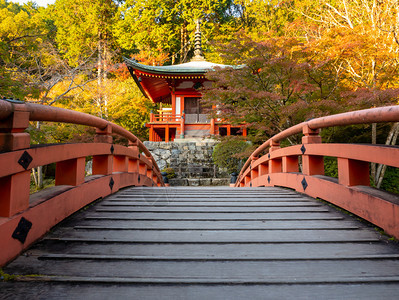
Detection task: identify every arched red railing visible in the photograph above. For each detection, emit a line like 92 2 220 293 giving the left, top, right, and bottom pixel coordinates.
235 105 399 239
0 99 164 266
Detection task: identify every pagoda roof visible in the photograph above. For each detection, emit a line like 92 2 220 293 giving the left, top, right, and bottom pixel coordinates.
124 57 240 75
124 57 242 103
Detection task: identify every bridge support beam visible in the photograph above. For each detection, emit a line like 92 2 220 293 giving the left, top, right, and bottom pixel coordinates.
93 155 113 175
302 126 324 176
250 157 259 181
268 141 281 174
0 172 30 217
0 105 30 217
338 158 370 186
55 158 85 186
113 156 128 172
282 156 299 173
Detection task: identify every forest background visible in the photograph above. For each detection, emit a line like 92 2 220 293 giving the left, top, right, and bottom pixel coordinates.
1 0 399 190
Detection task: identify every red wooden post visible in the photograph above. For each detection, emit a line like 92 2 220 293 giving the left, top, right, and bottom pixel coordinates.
227 125 231 136
0 109 30 152
113 155 128 172
268 141 282 173
93 123 113 175
250 157 259 181
150 111 154 122
55 157 85 186
180 112 185 138
0 104 30 217
282 156 299 173
244 173 251 186
258 164 268 176
210 119 215 136
302 126 324 176
94 123 112 144
149 126 154 142
338 158 370 186
128 140 139 174
0 172 31 217
146 155 153 179
165 125 170 143
139 162 147 182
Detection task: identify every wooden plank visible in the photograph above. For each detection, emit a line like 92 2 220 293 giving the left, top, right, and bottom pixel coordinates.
24 242 399 259
73 219 360 230
3 186 399 298
6 258 399 279
98 202 322 207
2 282 399 299
94 207 329 212
44 229 379 243
83 212 343 220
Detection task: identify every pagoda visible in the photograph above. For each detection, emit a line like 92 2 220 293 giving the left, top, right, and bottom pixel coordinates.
124 20 246 142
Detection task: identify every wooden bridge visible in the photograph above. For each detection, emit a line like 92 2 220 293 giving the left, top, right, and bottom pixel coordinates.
1 99 399 298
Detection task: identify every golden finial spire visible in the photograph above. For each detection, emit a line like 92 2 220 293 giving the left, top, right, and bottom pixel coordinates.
191 19 205 62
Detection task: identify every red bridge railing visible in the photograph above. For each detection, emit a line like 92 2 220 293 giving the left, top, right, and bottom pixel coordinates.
236 105 399 239
0 99 164 266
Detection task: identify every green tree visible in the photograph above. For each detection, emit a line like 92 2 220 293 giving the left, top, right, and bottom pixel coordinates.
53 0 120 117
114 0 239 64
0 0 46 98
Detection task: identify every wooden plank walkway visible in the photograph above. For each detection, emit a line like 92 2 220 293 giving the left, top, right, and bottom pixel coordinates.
2 186 399 299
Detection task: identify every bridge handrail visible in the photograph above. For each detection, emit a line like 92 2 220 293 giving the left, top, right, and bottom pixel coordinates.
0 99 166 267
236 104 399 240
0 100 159 170
241 105 399 177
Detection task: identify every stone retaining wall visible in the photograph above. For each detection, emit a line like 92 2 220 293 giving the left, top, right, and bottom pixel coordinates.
143 139 228 185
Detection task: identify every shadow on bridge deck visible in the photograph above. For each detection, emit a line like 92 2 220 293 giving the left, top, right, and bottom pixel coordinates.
2 186 399 299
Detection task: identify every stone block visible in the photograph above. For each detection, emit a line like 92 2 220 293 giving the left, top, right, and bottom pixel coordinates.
188 179 200 186
157 159 167 170
171 149 181 156
169 178 188 186
199 178 212 186
211 178 229 186
160 142 172 150
160 151 171 160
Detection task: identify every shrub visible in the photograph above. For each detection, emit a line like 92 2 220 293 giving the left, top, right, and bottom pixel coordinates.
162 167 176 179
212 137 252 174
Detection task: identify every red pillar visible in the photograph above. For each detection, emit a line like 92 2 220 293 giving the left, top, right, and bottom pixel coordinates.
210 119 215 136
149 126 154 142
0 104 30 217
55 157 85 186
338 158 370 186
268 141 281 174
301 126 324 176
180 113 185 139
165 125 170 143
93 123 113 175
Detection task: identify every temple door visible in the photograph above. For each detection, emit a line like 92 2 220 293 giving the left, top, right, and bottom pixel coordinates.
184 97 200 123
184 97 208 124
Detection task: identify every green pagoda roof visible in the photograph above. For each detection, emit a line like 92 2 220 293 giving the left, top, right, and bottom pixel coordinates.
123 57 241 76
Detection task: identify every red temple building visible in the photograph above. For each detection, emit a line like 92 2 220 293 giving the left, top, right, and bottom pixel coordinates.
124 21 246 142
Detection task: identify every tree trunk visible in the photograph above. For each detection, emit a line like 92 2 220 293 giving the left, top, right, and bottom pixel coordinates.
38 166 44 189
371 123 377 181
376 122 399 188
32 167 38 187
97 39 103 118
180 20 188 63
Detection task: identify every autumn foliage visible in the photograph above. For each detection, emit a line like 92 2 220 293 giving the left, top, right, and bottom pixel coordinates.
1 0 398 144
